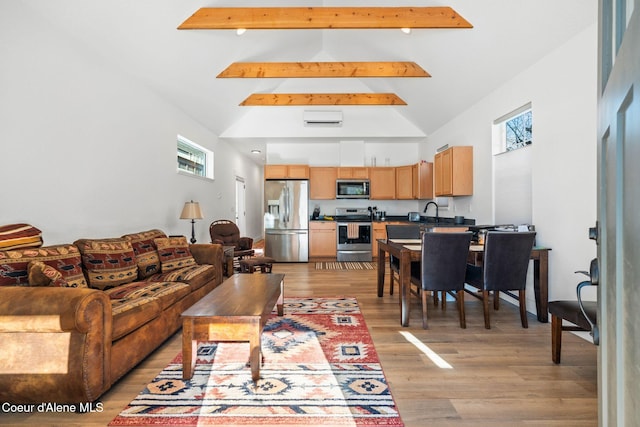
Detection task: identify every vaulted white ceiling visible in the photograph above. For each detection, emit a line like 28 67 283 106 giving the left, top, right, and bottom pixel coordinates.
20 0 596 162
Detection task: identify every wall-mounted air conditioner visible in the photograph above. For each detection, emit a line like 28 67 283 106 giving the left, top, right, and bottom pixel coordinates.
303 110 343 127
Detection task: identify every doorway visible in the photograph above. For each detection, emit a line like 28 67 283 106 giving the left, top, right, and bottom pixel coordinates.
235 177 247 236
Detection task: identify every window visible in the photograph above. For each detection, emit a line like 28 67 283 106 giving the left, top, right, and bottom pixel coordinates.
177 135 214 180
492 104 532 225
493 104 532 155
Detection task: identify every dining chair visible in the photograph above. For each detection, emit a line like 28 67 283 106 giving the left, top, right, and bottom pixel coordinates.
464 231 536 329
410 231 472 329
548 258 599 363
385 224 421 296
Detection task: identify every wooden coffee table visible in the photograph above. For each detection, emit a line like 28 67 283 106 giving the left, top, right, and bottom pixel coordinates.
181 273 285 382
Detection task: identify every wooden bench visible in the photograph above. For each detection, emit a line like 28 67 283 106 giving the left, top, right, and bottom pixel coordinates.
181 273 285 382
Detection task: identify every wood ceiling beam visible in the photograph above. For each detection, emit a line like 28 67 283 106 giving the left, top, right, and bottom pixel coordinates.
178 7 472 30
239 93 407 106
218 61 430 78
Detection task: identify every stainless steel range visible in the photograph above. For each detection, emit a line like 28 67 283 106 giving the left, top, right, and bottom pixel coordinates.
335 207 372 262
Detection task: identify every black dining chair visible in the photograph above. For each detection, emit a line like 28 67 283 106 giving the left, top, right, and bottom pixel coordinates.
464 231 536 329
548 258 599 363
410 232 472 329
385 224 421 296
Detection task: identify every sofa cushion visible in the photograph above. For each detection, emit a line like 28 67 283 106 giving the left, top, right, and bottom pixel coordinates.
0 245 87 288
146 264 216 292
0 224 43 250
154 237 196 272
74 238 138 290
27 261 69 287
122 229 167 279
105 281 191 340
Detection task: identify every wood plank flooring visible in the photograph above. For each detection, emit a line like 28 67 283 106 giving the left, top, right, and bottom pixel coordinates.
1 262 597 426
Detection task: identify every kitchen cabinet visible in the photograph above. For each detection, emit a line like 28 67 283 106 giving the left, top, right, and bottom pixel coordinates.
309 167 337 199
394 162 433 200
414 161 434 199
372 221 405 259
369 167 396 199
309 221 336 258
264 164 310 179
395 165 414 200
434 146 473 196
337 167 369 179
372 222 386 259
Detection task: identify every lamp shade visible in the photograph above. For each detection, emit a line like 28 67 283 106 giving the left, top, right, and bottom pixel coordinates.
180 201 204 220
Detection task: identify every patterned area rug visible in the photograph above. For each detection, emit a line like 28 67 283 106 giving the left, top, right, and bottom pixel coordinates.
315 262 376 270
109 297 402 427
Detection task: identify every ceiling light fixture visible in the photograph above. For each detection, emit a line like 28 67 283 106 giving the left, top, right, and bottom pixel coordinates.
236 28 246 36
251 149 261 154
401 28 412 34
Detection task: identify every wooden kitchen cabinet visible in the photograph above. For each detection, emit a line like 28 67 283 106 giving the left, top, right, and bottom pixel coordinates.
394 162 433 200
337 167 369 179
395 165 414 199
372 221 405 259
369 167 396 199
372 222 387 259
434 146 473 196
309 221 337 258
264 164 310 179
414 161 434 199
309 167 337 199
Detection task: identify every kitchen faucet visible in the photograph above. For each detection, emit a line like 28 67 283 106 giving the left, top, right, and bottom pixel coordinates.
423 201 439 223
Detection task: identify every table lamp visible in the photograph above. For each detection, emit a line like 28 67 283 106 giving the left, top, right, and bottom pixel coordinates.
180 200 204 243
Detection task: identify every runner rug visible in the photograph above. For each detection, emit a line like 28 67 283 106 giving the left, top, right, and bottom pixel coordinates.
109 297 403 427
315 261 376 270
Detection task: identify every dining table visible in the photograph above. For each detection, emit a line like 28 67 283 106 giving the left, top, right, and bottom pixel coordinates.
376 238 551 327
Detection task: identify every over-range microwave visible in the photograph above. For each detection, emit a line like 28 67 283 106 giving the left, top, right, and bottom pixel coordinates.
336 179 370 199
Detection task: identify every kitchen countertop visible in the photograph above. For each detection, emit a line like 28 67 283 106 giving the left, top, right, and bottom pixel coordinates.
310 215 476 226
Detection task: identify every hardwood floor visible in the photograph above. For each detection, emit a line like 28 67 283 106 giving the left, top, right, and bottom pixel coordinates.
1 263 597 426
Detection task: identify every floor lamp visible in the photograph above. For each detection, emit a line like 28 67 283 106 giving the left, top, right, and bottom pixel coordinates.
180 200 204 244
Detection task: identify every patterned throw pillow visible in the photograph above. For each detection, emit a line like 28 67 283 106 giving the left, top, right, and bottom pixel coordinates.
0 244 87 288
154 236 196 273
122 229 167 279
0 224 43 250
74 238 138 290
27 260 69 287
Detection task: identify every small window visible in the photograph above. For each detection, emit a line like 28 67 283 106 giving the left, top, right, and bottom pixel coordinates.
177 135 214 180
493 104 532 155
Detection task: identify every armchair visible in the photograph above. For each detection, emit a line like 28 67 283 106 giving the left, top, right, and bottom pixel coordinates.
209 219 255 276
209 220 254 274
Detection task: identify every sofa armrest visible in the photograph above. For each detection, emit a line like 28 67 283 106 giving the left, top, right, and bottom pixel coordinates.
0 287 112 403
190 243 224 284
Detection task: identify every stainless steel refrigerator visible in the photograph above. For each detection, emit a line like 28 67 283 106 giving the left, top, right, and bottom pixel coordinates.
264 180 309 262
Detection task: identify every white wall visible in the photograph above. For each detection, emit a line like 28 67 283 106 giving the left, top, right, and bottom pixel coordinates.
0 5 263 244
420 24 598 302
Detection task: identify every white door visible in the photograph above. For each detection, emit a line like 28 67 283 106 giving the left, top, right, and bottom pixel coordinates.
235 177 247 236
597 1 640 425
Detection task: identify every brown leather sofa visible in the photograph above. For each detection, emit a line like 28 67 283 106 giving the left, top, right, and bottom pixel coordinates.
0 229 224 404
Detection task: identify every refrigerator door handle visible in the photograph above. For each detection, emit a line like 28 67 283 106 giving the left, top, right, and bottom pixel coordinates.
285 186 291 223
